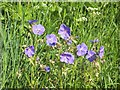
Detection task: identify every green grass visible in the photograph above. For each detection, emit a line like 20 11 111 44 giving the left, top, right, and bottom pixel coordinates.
0 2 120 89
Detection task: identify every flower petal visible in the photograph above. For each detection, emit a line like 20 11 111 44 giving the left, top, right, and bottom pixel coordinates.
46 34 57 46
60 52 74 64
86 50 96 62
24 46 35 58
58 24 71 40
32 24 45 35
28 20 38 24
98 46 104 58
77 43 88 56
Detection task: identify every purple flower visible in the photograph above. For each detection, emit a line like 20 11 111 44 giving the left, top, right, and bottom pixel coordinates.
58 24 71 40
60 52 74 64
32 24 45 35
24 46 35 57
44 66 50 72
86 50 96 62
90 39 99 43
77 43 88 56
98 46 104 58
28 20 38 24
67 40 72 45
46 34 57 46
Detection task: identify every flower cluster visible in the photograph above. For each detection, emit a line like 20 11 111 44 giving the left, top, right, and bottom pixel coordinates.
76 42 104 62
24 20 105 72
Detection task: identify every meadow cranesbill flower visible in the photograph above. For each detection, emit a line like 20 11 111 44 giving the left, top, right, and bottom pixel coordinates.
24 46 35 57
58 24 71 40
77 43 88 56
44 66 50 72
32 24 45 35
86 50 96 62
60 52 74 64
98 46 104 59
46 34 57 46
28 20 38 24
67 40 72 45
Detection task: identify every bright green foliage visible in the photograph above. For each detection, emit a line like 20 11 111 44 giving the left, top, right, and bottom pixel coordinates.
0 2 119 89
